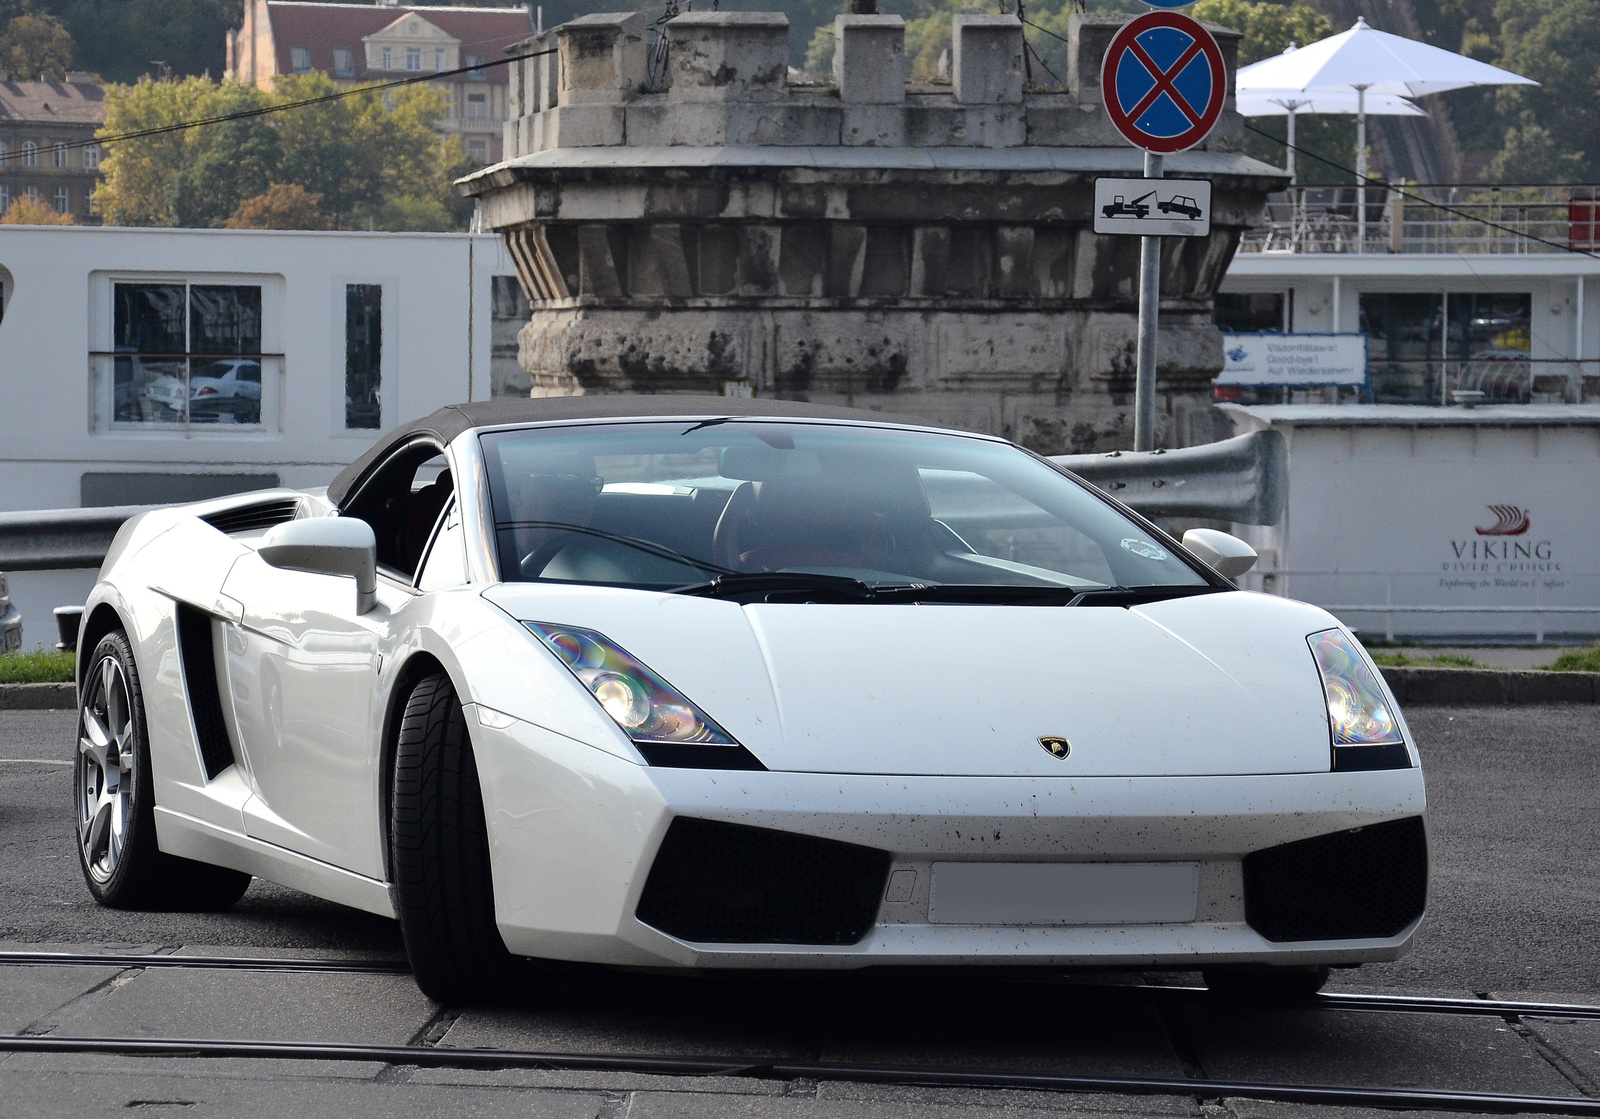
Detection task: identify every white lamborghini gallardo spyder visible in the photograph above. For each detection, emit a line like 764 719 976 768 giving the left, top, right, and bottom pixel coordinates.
74 397 1427 1002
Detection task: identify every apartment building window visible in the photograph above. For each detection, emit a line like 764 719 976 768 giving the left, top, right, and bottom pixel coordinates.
290 45 312 74
0 141 7 164
434 48 445 71
53 186 68 213
334 48 354 77
405 48 421 71
24 185 37 201
82 144 99 170
467 138 488 163
382 47 393 69
466 92 486 120
83 187 94 216
108 282 265 427
0 186 9 213
21 141 36 168
345 284 382 429
53 143 67 169
465 52 486 80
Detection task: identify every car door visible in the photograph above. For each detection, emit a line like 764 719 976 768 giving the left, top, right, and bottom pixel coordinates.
220 546 388 877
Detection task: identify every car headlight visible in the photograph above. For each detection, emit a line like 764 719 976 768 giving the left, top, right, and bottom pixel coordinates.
1307 628 1412 771
524 622 762 770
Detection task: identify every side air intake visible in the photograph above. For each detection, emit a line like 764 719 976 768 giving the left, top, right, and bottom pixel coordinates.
174 604 237 779
636 818 891 945
1243 815 1428 942
202 498 300 536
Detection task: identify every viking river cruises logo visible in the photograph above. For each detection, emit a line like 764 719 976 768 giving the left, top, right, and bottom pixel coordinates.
1442 505 1558 580
1476 505 1531 537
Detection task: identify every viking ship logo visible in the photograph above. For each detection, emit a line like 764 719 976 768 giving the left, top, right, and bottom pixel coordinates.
1475 505 1531 537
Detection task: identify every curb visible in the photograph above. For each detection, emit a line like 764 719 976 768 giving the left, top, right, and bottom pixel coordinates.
1380 665 1600 705
0 682 76 710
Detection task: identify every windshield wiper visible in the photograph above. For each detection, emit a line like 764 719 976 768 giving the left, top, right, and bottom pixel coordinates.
1067 585 1226 607
672 572 876 600
869 583 1087 606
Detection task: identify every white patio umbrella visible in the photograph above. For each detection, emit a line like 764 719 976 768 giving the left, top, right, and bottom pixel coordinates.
1235 18 1537 247
1237 82 1426 186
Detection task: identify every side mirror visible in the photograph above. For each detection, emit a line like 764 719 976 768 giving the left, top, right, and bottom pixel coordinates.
259 517 378 614
1182 528 1258 579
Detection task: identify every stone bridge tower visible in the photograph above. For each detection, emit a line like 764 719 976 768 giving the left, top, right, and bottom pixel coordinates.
461 10 1284 453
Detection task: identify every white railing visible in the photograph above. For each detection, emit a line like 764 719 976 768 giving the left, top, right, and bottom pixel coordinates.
1240 567 1600 643
1238 184 1600 256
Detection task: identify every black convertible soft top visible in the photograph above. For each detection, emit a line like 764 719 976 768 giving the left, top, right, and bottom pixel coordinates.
326 395 952 509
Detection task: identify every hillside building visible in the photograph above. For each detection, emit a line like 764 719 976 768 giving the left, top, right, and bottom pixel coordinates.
0 73 105 223
226 0 533 166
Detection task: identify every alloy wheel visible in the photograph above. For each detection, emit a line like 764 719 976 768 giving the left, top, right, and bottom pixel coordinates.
77 654 135 883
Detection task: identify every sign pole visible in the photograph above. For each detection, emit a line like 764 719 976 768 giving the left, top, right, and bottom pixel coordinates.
1134 150 1164 452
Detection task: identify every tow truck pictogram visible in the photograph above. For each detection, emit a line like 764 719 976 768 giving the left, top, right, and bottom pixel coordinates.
1101 191 1155 219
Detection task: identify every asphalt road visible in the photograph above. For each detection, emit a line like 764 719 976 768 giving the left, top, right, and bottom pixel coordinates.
2 704 1596 995
1 704 1598 1118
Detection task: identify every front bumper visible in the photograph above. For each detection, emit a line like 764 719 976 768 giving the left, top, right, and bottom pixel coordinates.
470 713 1427 969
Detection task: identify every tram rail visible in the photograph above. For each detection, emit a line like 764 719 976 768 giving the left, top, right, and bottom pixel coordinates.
3 950 1598 1115
0 1032 1597 1116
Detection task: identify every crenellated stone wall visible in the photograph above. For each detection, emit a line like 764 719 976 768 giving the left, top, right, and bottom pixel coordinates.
462 10 1286 453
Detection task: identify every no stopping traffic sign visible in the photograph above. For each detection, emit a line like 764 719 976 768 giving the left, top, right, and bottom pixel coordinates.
1101 12 1226 154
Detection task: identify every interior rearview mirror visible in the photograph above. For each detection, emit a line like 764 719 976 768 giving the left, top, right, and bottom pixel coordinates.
1181 528 1258 579
259 517 379 614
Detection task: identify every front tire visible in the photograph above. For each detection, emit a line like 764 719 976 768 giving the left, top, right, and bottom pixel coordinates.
1203 964 1331 1000
75 629 252 910
390 672 519 1004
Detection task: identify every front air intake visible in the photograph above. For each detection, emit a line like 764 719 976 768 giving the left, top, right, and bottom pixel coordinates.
636 818 891 945
1243 815 1428 942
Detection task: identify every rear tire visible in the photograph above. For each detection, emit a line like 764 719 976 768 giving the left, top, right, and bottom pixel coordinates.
75 629 252 911
390 672 520 1004
1203 965 1331 1000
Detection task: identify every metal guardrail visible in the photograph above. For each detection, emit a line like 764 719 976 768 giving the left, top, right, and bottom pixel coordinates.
0 504 160 573
1052 429 1287 525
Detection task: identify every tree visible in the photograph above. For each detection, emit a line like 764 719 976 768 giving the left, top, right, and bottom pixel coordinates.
1486 0 1600 181
1484 120 1585 183
1 193 74 224
225 183 332 229
42 0 239 83
165 85 281 228
0 13 73 80
96 73 474 231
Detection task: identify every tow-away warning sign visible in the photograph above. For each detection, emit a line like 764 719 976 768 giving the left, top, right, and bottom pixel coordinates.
1093 177 1212 237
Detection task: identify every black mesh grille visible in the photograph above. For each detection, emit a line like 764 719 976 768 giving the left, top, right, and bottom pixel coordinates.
175 604 236 779
1244 815 1428 942
202 498 300 536
636 818 891 945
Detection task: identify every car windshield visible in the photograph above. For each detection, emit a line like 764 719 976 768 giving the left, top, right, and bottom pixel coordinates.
479 420 1209 595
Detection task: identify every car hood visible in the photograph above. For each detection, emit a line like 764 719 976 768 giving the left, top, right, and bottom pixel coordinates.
481 585 1341 777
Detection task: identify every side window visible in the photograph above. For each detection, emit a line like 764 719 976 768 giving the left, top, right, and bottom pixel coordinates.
417 501 468 590
343 447 452 581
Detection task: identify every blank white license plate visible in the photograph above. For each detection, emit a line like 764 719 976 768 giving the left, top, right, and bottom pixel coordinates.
929 862 1198 926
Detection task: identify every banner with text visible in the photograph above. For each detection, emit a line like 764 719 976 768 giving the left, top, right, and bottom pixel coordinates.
1218 333 1368 387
